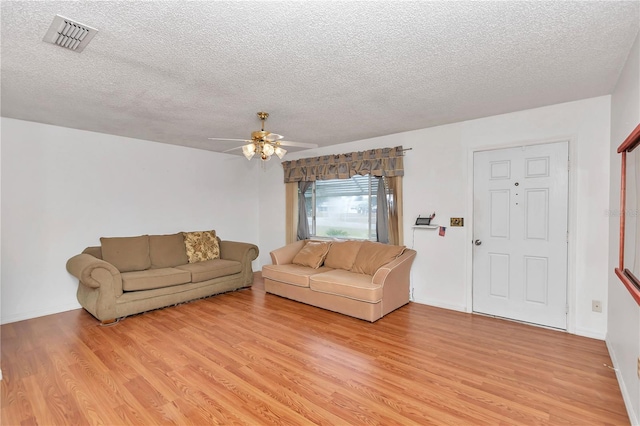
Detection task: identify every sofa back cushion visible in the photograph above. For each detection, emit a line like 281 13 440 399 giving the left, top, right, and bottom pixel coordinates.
351 241 406 276
100 235 151 272
292 241 331 269
183 230 220 263
324 240 363 270
149 233 189 268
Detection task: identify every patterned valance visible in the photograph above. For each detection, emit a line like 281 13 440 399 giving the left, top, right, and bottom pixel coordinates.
282 146 404 183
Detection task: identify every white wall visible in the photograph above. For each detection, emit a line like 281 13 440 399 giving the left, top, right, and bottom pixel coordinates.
259 96 611 339
0 118 3 326
1 118 260 324
608 31 640 425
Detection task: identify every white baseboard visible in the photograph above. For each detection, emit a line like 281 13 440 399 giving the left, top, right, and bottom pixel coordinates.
411 298 467 313
606 338 639 426
574 327 607 341
0 302 81 325
412 302 607 341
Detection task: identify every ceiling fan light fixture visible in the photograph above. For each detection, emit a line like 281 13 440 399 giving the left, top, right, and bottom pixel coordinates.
274 146 287 159
242 143 256 160
262 143 275 157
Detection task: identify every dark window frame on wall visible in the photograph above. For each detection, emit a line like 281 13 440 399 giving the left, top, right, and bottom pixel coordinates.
615 123 640 304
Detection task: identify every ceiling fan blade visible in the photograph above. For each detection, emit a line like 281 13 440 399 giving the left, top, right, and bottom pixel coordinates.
278 140 318 149
222 145 244 153
208 137 249 142
265 133 284 142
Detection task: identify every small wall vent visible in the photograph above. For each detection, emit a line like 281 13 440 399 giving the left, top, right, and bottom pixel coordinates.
43 15 98 53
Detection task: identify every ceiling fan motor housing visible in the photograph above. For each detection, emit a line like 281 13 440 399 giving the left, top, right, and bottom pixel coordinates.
252 130 270 141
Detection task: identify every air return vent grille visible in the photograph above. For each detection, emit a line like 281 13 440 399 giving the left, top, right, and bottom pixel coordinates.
43 15 98 53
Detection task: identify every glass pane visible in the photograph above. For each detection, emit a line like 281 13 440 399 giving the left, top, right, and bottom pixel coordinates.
313 175 376 240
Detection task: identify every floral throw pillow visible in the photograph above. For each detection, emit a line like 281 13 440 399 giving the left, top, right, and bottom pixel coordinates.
183 230 220 263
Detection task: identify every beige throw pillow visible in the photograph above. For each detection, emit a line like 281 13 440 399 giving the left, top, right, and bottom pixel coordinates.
350 241 406 276
324 240 363 270
100 235 151 272
292 241 331 269
149 233 189 268
183 230 220 263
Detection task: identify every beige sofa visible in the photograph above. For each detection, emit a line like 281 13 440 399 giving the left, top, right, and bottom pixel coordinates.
262 239 416 322
66 231 258 324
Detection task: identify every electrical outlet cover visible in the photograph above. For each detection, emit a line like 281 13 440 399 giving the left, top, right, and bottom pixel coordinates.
592 300 602 313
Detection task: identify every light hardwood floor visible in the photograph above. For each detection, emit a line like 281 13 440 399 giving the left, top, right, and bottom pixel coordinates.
1 274 628 425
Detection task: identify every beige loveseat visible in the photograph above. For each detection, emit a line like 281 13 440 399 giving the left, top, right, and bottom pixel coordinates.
66 231 258 324
262 239 416 322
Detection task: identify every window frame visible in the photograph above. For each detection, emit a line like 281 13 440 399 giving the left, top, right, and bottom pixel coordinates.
304 174 380 241
616 123 640 305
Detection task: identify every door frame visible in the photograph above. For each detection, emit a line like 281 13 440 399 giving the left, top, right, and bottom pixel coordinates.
465 136 577 334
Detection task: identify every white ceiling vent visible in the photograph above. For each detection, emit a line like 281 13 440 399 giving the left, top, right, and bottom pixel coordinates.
43 15 98 53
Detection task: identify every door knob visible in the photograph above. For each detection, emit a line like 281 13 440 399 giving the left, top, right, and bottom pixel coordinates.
474 239 482 246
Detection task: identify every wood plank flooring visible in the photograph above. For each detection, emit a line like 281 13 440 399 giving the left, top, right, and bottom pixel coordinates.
1 274 629 425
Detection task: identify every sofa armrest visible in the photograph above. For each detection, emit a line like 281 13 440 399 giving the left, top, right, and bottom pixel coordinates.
372 249 416 317
66 254 121 290
67 253 123 322
219 240 259 263
372 249 417 287
269 240 307 265
220 240 259 286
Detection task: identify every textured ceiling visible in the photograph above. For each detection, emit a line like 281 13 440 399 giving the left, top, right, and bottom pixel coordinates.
1 1 639 154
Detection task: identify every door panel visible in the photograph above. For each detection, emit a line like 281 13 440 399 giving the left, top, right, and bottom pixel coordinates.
524 256 548 304
525 157 549 178
525 189 548 240
489 253 510 298
490 190 510 238
490 160 511 179
473 141 568 329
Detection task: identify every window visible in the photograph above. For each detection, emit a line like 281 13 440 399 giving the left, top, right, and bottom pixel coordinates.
303 174 381 240
283 146 404 245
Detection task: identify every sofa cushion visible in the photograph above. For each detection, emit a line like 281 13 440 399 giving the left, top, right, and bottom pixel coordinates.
100 235 151 272
262 264 334 288
183 230 220 263
121 268 191 291
176 258 241 283
310 269 382 303
292 241 331 269
351 241 406 276
324 240 363 270
149 233 189 268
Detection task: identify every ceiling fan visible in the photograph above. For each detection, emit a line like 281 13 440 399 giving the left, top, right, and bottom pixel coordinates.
209 111 318 161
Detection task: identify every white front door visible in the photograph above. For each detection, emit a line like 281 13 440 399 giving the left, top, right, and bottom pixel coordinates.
473 141 569 329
